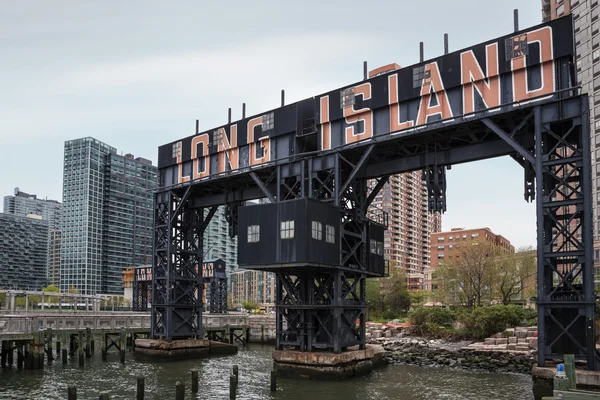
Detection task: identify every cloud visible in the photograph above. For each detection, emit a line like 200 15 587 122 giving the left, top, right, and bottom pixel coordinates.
59 32 386 96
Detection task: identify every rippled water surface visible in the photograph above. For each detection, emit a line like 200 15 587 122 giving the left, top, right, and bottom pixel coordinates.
0 344 533 399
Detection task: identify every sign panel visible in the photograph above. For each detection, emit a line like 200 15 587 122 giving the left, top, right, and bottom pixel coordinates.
158 16 574 187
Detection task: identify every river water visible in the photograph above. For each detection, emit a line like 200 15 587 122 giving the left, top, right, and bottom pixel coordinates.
0 343 533 399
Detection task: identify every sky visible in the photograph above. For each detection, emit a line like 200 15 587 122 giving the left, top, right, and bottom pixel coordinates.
0 0 543 248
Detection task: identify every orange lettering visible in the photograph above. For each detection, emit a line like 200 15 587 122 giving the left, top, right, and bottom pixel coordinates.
344 83 373 144
217 125 239 172
247 117 271 166
389 74 414 131
512 27 554 102
320 96 331 150
417 62 453 125
176 142 190 184
461 43 500 114
191 134 210 180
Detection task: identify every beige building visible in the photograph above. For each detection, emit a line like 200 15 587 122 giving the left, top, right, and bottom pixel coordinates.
368 172 442 291
230 270 275 308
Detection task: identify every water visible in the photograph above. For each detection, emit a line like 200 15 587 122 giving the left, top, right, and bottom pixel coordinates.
0 344 533 399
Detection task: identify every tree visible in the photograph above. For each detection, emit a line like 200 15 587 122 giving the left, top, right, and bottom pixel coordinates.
67 286 80 294
242 300 259 311
366 278 385 318
385 268 411 316
433 238 502 308
409 290 429 308
495 247 536 305
41 284 60 304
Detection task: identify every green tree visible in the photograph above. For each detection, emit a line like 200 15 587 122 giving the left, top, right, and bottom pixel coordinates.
366 278 386 319
242 300 259 311
385 268 411 317
409 290 429 309
495 247 536 305
41 284 60 304
433 238 502 308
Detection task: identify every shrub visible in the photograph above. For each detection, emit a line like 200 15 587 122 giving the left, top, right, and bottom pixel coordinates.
408 307 455 335
460 305 526 339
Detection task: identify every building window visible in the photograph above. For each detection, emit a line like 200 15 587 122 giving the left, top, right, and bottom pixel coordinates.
312 221 322 240
437 237 444 242
377 241 384 256
370 239 377 254
472 233 479 238
248 225 260 243
437 245 444 250
280 220 295 239
326 225 335 243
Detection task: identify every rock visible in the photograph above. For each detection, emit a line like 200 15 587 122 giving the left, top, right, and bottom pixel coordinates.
484 338 495 345
529 338 538 349
372 330 382 339
385 330 392 338
495 338 508 345
508 337 517 344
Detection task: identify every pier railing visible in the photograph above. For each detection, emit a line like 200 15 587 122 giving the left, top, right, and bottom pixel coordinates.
0 312 249 337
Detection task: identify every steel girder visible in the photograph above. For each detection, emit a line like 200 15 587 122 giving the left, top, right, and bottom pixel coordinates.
483 96 597 370
151 189 217 339
133 280 150 311
206 276 228 313
262 152 386 353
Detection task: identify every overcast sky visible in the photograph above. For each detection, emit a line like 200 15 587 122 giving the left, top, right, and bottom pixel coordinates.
0 0 544 248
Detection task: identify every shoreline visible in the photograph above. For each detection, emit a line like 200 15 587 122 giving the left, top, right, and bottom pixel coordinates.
370 336 535 375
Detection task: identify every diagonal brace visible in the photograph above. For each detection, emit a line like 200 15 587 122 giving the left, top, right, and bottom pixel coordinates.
169 187 192 226
249 172 276 203
338 144 375 202
482 118 535 165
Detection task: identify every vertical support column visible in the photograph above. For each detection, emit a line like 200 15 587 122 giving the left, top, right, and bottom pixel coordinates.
101 332 107 361
534 105 546 368
47 328 53 364
17 343 23 369
580 95 597 370
119 328 126 363
7 341 13 366
359 274 366 350
1 341 7 368
78 330 84 367
333 271 342 354
85 328 92 357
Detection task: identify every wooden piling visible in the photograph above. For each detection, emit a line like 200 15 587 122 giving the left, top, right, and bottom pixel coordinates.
191 370 199 394
47 329 53 364
62 348 68 365
86 328 92 357
78 331 84 367
17 344 23 369
175 381 184 400
26 341 33 369
119 328 126 363
229 373 238 400
7 341 13 366
56 339 61 358
137 376 145 400
32 333 40 369
564 354 576 390
101 332 107 361
1 340 7 367
233 364 238 379
68 386 77 400
270 371 277 392
99 394 110 400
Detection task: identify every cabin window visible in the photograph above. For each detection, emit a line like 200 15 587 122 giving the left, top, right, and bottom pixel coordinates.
326 225 335 243
280 220 295 239
311 221 322 240
248 225 260 243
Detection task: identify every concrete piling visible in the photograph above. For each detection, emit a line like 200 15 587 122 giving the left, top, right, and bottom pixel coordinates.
47 329 53 363
175 381 184 400
191 370 199 394
137 376 145 400
270 371 277 392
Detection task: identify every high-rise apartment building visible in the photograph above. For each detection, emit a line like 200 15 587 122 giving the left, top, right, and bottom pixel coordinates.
368 172 442 291
61 137 157 295
0 213 49 290
3 188 62 283
230 270 276 308
49 230 61 286
203 206 238 281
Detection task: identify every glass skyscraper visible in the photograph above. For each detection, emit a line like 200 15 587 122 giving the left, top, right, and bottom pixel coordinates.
61 137 157 295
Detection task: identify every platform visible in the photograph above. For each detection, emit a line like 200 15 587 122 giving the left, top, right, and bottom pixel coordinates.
134 338 238 359
272 345 387 380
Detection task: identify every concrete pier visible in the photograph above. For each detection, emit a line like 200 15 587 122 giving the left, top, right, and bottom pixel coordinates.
272 344 387 380
532 364 600 399
134 338 238 359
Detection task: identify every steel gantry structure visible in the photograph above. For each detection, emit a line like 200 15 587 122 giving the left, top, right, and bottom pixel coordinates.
152 15 600 369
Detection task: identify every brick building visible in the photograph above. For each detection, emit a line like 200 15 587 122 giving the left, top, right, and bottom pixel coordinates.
424 227 514 292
